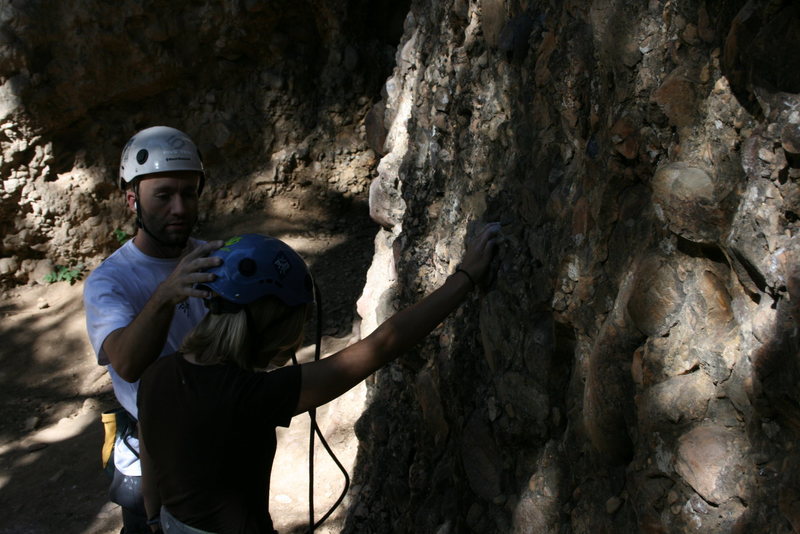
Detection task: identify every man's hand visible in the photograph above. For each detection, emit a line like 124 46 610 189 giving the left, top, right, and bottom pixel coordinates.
153 240 224 308
103 240 223 383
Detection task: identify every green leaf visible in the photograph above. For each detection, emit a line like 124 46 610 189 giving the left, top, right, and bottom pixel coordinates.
113 229 131 244
43 263 86 285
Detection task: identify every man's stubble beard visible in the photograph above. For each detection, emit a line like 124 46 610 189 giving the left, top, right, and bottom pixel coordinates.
141 211 197 249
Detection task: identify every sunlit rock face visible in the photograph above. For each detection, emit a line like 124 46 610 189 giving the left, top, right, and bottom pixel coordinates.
3 0 800 532
0 0 406 282
352 0 800 533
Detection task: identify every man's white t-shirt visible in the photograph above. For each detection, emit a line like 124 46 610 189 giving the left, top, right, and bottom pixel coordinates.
84 238 207 476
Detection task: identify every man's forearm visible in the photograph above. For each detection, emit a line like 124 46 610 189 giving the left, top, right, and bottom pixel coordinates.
103 292 176 382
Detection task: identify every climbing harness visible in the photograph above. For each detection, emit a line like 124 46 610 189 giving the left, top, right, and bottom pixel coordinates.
100 406 139 478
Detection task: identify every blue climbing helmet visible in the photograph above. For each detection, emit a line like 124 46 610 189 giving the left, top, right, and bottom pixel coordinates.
202 234 314 307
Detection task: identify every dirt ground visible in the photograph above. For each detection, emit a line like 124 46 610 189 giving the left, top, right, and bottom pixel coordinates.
0 195 378 534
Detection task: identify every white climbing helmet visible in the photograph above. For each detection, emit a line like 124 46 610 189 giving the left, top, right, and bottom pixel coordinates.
118 126 205 192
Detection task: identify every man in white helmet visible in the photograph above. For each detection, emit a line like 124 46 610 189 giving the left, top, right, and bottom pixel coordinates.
83 126 223 533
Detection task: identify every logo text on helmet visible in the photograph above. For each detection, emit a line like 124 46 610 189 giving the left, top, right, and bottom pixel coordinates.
274 252 291 278
167 135 186 149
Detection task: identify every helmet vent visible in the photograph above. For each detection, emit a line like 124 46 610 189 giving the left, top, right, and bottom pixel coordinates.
238 258 257 276
136 149 149 164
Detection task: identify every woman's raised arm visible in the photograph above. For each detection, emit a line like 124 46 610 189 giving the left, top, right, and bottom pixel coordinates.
295 222 501 415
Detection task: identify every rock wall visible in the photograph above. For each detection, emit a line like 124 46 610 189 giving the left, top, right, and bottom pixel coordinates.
0 0 406 283
352 0 800 533
2 0 800 533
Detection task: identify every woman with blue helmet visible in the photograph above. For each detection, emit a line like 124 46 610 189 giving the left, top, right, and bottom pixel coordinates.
137 223 501 534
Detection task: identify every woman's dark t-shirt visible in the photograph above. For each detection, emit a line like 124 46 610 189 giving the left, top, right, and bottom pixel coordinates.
138 353 301 534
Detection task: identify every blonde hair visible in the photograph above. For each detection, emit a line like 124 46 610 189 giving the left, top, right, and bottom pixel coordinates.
181 297 307 371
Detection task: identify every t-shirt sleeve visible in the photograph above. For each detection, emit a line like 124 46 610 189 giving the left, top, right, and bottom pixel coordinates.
83 270 137 366
240 365 302 428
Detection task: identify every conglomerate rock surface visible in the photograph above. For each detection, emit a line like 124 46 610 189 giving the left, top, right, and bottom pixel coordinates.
351 1 800 532
1 0 799 533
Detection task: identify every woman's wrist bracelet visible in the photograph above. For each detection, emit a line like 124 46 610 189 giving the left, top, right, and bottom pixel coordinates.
455 267 476 289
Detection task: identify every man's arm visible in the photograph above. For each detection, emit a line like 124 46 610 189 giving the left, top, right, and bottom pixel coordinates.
295 223 500 414
103 241 223 382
